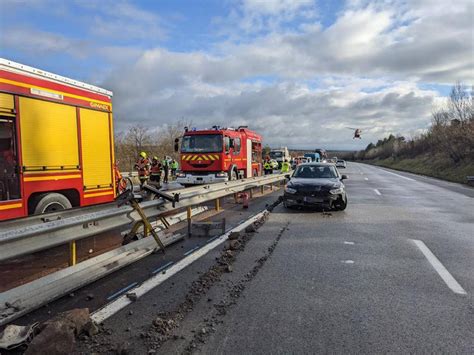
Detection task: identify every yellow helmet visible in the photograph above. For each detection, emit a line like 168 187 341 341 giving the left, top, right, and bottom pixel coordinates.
140 152 147 158
153 156 158 161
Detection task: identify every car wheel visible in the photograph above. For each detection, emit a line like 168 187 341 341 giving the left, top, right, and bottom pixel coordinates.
334 196 347 211
33 193 72 214
229 169 237 181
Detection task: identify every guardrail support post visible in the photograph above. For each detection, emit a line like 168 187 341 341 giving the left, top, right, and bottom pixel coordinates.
69 241 77 266
160 217 171 229
187 206 192 237
261 185 264 194
215 198 220 211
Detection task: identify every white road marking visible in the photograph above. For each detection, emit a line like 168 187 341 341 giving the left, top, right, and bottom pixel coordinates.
364 177 369 181
342 260 354 264
411 239 467 295
91 211 268 323
374 189 382 196
344 241 355 245
380 169 416 181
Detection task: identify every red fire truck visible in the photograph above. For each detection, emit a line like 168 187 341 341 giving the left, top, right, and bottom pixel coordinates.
175 126 262 185
0 58 116 221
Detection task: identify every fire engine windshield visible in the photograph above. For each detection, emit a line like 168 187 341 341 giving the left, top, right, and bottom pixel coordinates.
270 151 283 158
181 134 223 153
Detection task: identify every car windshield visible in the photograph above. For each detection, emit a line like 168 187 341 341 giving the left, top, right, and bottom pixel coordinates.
181 134 222 153
270 151 283 158
293 165 338 179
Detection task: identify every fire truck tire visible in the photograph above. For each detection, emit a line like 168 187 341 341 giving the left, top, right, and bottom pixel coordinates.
33 193 72 214
229 169 238 181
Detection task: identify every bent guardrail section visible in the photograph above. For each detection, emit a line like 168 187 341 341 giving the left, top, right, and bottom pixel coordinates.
0 174 286 262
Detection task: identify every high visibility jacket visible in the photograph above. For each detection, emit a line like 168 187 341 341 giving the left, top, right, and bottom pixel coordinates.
162 160 169 168
135 158 150 176
263 161 272 170
171 161 178 169
281 162 290 173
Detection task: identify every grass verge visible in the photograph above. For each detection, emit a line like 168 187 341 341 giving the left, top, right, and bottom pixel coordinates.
362 155 474 185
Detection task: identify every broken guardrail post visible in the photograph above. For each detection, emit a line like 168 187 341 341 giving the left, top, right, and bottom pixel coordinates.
117 190 165 252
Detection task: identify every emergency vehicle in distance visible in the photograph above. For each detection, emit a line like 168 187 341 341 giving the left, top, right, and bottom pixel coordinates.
0 58 116 221
269 147 290 168
174 126 263 185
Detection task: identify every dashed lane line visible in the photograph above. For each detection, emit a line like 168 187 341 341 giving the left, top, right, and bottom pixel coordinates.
411 239 467 295
378 168 416 181
374 189 382 196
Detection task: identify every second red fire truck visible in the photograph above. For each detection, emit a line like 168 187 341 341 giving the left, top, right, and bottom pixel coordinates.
175 126 263 185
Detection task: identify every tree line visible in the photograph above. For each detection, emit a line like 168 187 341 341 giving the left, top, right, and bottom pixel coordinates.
354 83 474 164
114 120 189 171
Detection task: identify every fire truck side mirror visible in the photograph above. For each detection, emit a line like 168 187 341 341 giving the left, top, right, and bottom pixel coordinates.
174 138 179 152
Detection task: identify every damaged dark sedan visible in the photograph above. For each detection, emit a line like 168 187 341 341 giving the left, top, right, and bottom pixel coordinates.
283 163 348 210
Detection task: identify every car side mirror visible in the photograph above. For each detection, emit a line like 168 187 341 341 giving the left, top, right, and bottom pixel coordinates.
285 174 291 180
341 174 348 180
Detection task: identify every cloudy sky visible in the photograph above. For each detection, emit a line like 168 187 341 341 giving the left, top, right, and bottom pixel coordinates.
1 0 472 150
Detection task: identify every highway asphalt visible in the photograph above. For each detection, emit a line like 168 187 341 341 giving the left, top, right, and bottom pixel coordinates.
75 162 473 354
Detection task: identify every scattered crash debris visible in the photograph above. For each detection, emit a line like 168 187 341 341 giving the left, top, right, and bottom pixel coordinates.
191 219 226 238
0 322 38 352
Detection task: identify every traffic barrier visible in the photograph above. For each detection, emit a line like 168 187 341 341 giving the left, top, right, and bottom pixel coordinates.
0 174 286 262
0 233 184 326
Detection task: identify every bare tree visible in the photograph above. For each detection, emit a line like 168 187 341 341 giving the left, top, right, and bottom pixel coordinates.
126 124 153 156
448 82 473 123
153 119 192 160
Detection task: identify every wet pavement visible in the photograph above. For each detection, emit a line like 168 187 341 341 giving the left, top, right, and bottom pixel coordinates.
75 162 473 354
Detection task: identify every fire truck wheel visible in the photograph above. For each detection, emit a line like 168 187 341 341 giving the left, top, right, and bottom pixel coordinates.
33 193 72 214
229 169 237 181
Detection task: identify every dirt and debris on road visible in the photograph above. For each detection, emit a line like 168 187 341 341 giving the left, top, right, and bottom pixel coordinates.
141 211 273 352
0 308 96 355
70 197 287 354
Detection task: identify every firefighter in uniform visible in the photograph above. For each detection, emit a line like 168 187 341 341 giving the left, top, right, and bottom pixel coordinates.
281 159 290 173
162 156 169 184
134 152 150 187
263 156 273 175
150 156 162 185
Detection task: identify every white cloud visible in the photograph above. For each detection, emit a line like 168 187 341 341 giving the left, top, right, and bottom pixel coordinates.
83 1 167 41
0 28 89 58
1 0 472 149
214 0 317 36
101 0 472 148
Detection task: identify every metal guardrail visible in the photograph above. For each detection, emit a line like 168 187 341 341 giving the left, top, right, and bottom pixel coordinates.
0 174 286 262
0 209 269 326
0 232 184 326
